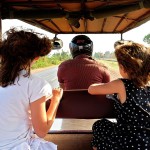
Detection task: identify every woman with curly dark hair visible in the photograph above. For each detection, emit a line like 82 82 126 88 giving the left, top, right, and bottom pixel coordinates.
0 28 63 150
88 41 150 150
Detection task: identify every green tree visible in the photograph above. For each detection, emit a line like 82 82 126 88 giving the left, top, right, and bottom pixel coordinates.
143 34 150 44
32 50 71 69
93 52 104 59
104 51 111 58
110 52 115 59
60 50 71 60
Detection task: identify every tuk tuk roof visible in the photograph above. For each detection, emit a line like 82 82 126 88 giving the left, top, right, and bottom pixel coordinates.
1 0 150 34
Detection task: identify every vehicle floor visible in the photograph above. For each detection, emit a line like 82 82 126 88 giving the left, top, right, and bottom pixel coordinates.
44 119 116 150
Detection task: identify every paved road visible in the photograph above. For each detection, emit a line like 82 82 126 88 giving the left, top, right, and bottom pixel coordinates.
33 66 59 88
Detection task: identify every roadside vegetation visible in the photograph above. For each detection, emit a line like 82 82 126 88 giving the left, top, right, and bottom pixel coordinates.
31 49 120 80
143 33 150 44
99 60 119 71
32 49 119 72
31 50 71 69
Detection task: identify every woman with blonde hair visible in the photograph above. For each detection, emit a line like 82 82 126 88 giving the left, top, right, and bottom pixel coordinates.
88 40 150 150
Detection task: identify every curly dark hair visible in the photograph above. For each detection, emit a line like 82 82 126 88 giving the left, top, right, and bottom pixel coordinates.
0 28 52 87
115 41 150 87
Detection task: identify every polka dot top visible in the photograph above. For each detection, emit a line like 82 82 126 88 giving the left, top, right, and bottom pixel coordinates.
112 79 150 128
91 79 150 150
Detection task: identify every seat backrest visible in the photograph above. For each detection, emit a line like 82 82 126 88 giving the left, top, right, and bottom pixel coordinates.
46 89 115 119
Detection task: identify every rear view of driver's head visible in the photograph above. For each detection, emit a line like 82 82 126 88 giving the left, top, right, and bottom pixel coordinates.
69 35 93 58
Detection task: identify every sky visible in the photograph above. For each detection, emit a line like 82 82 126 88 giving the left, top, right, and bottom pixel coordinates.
2 19 150 53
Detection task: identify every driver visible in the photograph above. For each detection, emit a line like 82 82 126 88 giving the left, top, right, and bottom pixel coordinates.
57 35 110 90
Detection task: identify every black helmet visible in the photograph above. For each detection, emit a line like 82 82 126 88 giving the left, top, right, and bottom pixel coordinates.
69 35 93 58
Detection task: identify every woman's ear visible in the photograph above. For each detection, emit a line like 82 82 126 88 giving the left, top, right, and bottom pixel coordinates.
31 57 39 65
119 64 124 70
34 57 39 61
119 64 126 74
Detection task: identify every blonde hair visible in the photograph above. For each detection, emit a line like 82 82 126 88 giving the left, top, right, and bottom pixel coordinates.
114 41 150 87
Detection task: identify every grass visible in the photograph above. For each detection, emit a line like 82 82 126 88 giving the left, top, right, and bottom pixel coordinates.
98 59 119 71
31 57 120 75
31 57 59 70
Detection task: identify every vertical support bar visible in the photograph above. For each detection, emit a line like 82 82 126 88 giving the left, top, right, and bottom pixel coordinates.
121 33 123 40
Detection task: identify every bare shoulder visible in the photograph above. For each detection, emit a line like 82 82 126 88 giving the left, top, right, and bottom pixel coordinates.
106 79 125 94
112 79 126 103
111 79 125 90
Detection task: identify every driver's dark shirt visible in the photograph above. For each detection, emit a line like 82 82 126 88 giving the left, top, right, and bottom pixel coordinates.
57 54 110 90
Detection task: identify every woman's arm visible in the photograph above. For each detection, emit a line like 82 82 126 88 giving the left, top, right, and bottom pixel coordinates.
30 88 63 138
46 88 63 127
